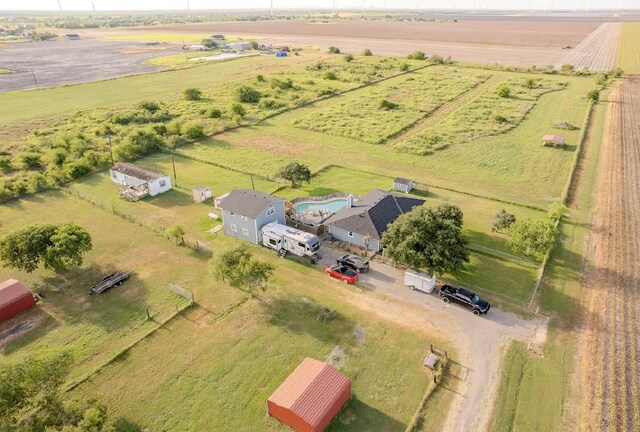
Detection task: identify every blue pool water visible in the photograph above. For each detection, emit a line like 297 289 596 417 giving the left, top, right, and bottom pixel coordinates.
294 198 347 213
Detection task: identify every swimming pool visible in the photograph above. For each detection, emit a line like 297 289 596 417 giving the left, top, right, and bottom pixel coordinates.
294 198 347 213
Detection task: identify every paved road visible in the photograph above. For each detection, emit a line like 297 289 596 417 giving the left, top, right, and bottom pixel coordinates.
320 246 543 432
0 39 181 92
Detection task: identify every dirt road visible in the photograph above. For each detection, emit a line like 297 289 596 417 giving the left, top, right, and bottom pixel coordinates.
579 78 640 432
320 247 542 431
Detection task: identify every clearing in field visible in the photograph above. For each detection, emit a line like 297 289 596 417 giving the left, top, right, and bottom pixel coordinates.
616 22 640 74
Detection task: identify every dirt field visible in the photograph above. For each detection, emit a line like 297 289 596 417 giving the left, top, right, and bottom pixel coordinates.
556 22 620 71
0 39 181 92
138 19 601 67
579 78 640 432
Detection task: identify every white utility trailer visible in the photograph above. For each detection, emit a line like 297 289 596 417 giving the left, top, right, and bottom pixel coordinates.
404 269 436 293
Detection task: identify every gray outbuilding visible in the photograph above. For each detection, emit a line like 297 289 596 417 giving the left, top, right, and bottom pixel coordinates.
393 177 414 193
217 189 286 244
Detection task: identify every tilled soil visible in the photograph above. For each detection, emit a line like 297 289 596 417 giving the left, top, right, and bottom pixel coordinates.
580 77 640 432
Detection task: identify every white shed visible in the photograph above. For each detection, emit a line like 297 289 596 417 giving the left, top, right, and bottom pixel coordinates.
393 178 414 193
192 186 212 203
109 163 172 199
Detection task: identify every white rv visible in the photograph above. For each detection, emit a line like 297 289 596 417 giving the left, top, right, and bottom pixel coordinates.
404 269 436 293
261 223 321 260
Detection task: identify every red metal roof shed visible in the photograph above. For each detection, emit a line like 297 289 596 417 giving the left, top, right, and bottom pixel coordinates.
0 279 36 322
267 358 351 432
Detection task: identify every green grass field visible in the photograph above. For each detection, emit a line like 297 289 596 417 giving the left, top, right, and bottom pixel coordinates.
617 22 640 74
489 89 608 431
0 68 12 74
293 67 489 144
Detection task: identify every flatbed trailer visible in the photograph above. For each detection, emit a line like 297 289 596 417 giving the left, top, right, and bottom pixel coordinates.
89 272 130 295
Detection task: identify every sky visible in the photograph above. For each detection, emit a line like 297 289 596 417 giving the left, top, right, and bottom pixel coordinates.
0 0 637 11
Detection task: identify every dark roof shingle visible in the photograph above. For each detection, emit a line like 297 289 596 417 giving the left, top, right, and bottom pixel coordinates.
110 163 167 182
325 190 424 240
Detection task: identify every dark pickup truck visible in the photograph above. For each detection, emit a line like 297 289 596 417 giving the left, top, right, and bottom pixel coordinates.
89 272 130 295
439 284 490 315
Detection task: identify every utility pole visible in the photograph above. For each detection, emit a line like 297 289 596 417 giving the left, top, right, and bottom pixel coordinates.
172 155 178 187
106 133 114 166
271 0 274 16
92 1 96 12
57 0 62 12
186 0 191 16
31 69 38 88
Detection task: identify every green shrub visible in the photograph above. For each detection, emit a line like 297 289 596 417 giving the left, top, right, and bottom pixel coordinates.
428 54 444 64
497 84 511 98
138 100 160 112
344 54 354 63
183 87 203 101
0 156 12 172
399 63 410 72
560 64 574 74
270 78 294 90
328 46 341 54
256 74 266 82
235 85 262 103
19 152 42 169
323 71 338 80
207 108 222 118
407 50 425 60
493 114 508 124
379 99 399 110
64 160 93 179
183 121 206 139
259 99 286 110
362 48 373 56
587 89 600 103
231 103 246 118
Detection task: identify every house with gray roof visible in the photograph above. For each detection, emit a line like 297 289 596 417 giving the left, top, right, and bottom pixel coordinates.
217 189 286 244
324 190 425 252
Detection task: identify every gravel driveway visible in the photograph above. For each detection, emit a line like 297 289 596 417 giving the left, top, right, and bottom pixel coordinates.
320 246 543 432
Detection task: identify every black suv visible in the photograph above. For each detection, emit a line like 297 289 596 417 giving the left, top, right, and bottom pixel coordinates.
336 254 370 273
439 285 490 315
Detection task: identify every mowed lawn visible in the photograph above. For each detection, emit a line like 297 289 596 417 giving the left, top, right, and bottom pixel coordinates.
617 22 640 74
180 69 593 207
0 192 245 382
68 155 278 241
74 269 448 432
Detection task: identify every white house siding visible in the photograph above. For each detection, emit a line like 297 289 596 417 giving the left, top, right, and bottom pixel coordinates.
393 181 413 193
147 177 172 196
109 170 172 197
328 226 381 252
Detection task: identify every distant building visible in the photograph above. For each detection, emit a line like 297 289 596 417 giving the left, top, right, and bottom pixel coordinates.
393 177 414 193
226 41 251 51
187 44 208 51
217 189 285 244
542 134 566 148
63 33 80 40
109 162 172 200
210 34 225 40
325 189 425 252
267 358 351 432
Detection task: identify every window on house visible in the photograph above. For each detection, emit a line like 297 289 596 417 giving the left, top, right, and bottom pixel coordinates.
266 206 275 216
242 228 249 236
159 179 166 187
348 232 354 238
231 224 237 232
241 215 248 221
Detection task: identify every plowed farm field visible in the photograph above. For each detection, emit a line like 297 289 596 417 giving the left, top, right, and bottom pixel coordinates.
556 22 620 71
579 77 640 432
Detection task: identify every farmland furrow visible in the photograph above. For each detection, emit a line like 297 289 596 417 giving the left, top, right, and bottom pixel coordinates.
583 78 640 432
557 23 620 71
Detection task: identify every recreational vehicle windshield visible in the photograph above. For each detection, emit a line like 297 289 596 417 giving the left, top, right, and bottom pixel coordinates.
261 223 321 259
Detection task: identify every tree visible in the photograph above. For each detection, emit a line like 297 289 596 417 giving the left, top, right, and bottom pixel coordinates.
235 86 262 104
276 162 311 187
492 209 516 232
497 84 511 98
381 204 470 276
0 223 92 273
212 245 274 293
507 219 558 260
183 87 202 101
0 351 116 432
183 121 206 139
361 48 373 56
407 50 426 60
587 89 600 103
167 225 185 245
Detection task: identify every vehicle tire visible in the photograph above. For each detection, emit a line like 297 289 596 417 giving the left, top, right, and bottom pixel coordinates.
473 309 481 316
442 297 450 303
343 279 349 284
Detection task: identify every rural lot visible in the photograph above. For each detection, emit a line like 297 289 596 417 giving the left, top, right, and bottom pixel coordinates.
0 10 639 432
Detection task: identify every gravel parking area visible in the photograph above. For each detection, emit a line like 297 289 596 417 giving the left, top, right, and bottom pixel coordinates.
0 39 181 92
320 245 543 431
